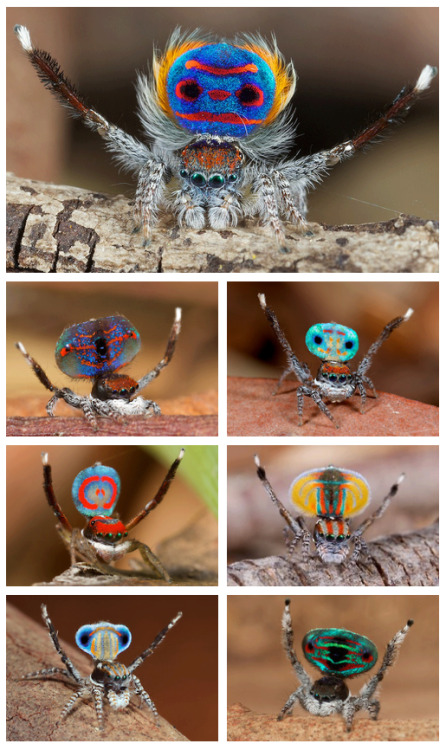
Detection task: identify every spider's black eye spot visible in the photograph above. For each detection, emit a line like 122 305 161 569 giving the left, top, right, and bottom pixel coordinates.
314 335 323 345
176 79 203 102
129 386 136 394
236 83 263 105
120 633 129 645
119 388 127 396
345 340 354 349
338 534 345 540
306 642 314 652
228 173 238 183
191 172 206 188
106 532 113 539
209 174 225 188
79 633 89 646
116 533 122 539
95 337 107 357
329 374 337 382
180 169 188 179
362 650 374 662
327 534 335 540
339 375 346 383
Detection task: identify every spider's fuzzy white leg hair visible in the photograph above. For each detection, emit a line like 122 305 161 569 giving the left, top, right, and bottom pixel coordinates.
208 187 243 229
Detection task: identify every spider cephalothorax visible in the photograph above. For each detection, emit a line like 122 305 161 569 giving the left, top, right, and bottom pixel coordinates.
278 599 413 731
42 449 184 582
14 25 436 244
254 455 404 564
15 309 181 427
23 604 182 730
259 293 413 428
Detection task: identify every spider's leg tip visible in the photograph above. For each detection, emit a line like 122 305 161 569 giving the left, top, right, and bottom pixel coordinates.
415 65 438 92
284 598 291 606
407 619 414 627
175 307 182 322
253 453 260 467
41 452 49 465
14 24 32 52
403 307 414 321
258 293 266 308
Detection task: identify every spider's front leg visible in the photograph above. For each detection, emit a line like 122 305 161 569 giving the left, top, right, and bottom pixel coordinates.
351 473 405 553
357 620 414 709
297 384 337 428
134 161 169 245
253 455 304 544
277 600 313 720
41 453 73 546
135 307 182 393
15 342 70 417
39 604 82 682
132 675 160 724
125 539 172 582
127 611 182 674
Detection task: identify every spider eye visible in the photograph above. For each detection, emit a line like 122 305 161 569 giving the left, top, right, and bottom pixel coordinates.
176 79 203 102
339 375 346 383
326 534 335 540
236 83 264 106
119 388 127 396
191 172 206 187
338 534 345 540
228 173 238 183
314 335 323 345
180 169 188 178
209 174 225 188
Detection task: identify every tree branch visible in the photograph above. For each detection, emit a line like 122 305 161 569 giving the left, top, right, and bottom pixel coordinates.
6 604 189 741
6 414 217 437
227 521 438 587
7 173 438 273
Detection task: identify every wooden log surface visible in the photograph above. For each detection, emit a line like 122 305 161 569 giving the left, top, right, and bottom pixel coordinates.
7 173 439 274
6 604 189 741
227 703 438 741
227 520 438 587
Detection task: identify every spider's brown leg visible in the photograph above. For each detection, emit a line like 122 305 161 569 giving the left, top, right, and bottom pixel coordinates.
253 455 304 540
41 453 72 534
126 449 184 530
127 612 182 673
356 309 414 378
135 308 182 392
14 25 152 173
353 473 405 538
326 66 437 164
15 341 60 394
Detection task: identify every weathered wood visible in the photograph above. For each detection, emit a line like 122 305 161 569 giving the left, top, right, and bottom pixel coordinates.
34 562 217 586
7 173 438 273
6 604 189 741
227 521 438 586
6 414 217 437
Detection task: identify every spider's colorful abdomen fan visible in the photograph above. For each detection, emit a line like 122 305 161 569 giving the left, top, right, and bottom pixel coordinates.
156 33 295 138
302 628 378 677
72 464 121 517
55 315 140 378
305 323 359 362
75 622 132 660
289 466 370 518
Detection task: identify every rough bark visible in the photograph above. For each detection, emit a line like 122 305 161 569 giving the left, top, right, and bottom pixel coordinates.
227 378 439 436
227 521 438 587
7 173 438 274
6 604 189 741
6 414 217 437
227 703 438 741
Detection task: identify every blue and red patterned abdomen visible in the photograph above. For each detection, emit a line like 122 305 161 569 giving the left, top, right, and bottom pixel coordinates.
289 466 370 518
302 628 378 677
165 43 277 137
72 464 121 517
55 315 140 379
305 323 359 362
75 621 132 660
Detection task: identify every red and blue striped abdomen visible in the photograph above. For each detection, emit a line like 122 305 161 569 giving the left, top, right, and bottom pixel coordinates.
55 315 140 379
302 628 378 677
289 466 370 518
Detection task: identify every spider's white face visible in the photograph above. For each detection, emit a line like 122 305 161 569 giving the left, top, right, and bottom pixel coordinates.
84 534 133 563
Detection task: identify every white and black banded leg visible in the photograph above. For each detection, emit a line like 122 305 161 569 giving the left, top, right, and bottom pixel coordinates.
40 604 82 682
272 170 307 228
253 455 304 543
60 687 90 721
127 612 183 674
91 685 105 730
132 675 160 725
297 385 337 428
135 307 182 393
280 600 312 691
256 173 286 245
358 620 414 705
356 309 414 380
353 473 405 540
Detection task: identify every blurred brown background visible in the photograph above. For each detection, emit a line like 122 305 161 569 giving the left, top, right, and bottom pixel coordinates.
8 594 218 740
7 281 217 413
7 444 217 585
227 281 438 406
228 595 438 723
227 445 438 561
7 7 438 224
